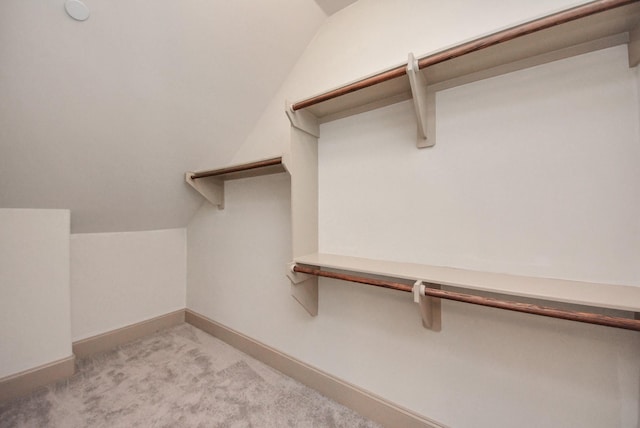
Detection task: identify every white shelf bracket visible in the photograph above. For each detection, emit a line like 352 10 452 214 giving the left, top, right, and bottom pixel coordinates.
285 100 320 138
413 280 441 331
286 262 311 284
407 53 436 148
185 173 224 209
629 23 640 67
286 263 318 316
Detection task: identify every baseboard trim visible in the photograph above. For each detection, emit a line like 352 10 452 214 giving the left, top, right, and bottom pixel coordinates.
0 355 75 403
73 309 185 359
3 310 445 426
1 310 185 404
185 309 446 428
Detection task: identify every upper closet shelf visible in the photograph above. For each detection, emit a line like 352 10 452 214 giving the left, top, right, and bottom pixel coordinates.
287 0 640 147
186 157 286 208
295 253 640 314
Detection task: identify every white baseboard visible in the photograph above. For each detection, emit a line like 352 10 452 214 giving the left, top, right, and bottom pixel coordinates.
72 309 185 358
0 310 186 404
185 309 446 428
0 355 75 403
2 308 446 428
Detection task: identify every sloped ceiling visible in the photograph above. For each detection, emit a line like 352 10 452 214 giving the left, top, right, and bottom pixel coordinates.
0 0 329 233
314 0 358 16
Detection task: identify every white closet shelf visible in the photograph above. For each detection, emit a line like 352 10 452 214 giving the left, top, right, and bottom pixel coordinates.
288 0 640 147
295 253 640 313
186 157 287 209
285 0 640 330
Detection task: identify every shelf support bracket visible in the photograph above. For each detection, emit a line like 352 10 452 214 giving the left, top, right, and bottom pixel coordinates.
286 100 320 138
629 23 640 67
287 263 318 316
413 280 441 331
185 173 224 209
407 53 436 148
286 262 311 284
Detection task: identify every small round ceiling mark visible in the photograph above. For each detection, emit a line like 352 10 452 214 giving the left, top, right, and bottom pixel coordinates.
65 0 90 21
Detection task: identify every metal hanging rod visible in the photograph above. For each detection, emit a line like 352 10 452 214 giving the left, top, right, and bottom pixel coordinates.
293 264 640 332
290 0 637 112
190 157 283 180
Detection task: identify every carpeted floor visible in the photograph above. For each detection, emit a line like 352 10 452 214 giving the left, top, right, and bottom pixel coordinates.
0 324 380 428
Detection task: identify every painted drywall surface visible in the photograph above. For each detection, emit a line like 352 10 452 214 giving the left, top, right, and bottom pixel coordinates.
0 0 326 233
187 174 308 341
187 178 640 428
637 65 640 123
187 172 640 428
314 0 358 16
231 0 593 164
320 45 640 286
0 209 72 378
70 228 186 341
188 1 640 427
314 45 640 427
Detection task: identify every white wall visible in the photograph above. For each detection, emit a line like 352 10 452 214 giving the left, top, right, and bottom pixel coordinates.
71 228 186 341
315 46 640 427
187 1 640 427
188 175 301 341
187 172 640 428
0 0 326 233
231 0 595 164
320 45 640 285
0 209 72 378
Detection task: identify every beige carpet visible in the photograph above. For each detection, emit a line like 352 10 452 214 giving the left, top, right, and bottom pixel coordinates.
0 324 380 427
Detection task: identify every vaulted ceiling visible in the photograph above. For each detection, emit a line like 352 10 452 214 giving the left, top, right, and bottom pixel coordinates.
0 0 355 233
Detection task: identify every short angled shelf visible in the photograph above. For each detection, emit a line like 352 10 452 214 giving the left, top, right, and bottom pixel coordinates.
293 253 640 331
186 157 286 208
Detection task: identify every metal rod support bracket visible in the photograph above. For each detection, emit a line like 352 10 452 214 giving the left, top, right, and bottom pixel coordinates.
287 262 312 284
413 280 442 331
412 279 425 303
287 263 318 316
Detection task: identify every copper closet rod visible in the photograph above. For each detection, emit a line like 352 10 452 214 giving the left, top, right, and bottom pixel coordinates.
190 157 282 180
293 265 640 332
291 0 637 111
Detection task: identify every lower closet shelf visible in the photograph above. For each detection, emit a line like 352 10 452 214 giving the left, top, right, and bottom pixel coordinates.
289 253 640 331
